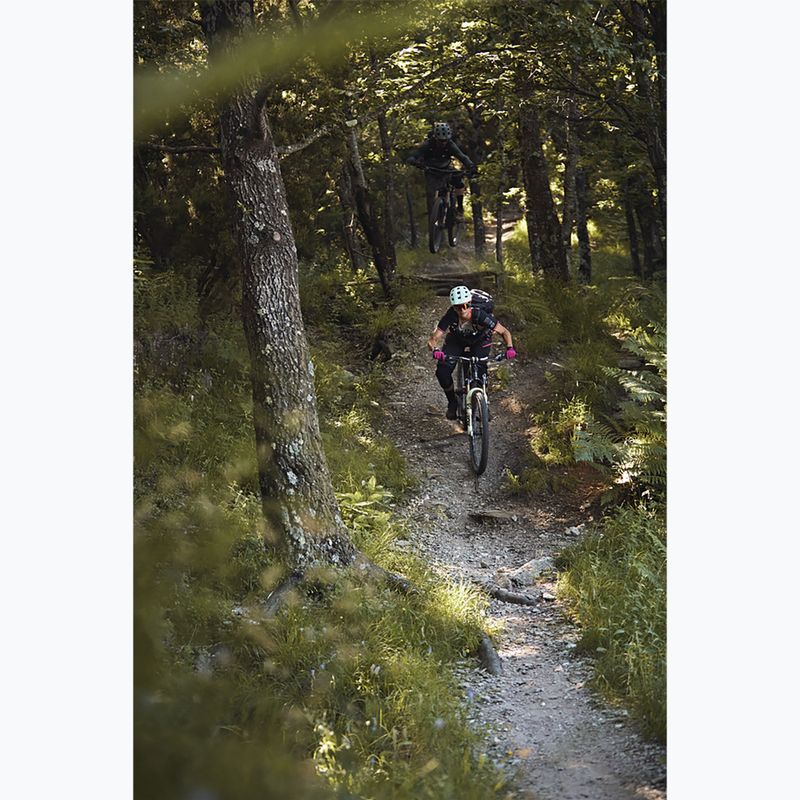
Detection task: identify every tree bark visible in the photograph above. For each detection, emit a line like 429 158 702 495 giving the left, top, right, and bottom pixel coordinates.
200 0 355 570
518 98 568 281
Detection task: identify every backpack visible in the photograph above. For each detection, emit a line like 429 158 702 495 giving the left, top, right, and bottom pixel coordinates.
470 288 494 315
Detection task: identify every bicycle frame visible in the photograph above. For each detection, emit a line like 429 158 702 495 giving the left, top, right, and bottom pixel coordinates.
454 355 489 434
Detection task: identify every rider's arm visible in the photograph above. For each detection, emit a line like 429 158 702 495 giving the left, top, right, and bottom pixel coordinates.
428 326 446 351
493 321 513 349
406 140 431 165
448 140 475 171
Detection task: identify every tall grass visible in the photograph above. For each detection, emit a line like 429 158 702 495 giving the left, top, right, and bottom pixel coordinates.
556 505 666 741
493 222 667 741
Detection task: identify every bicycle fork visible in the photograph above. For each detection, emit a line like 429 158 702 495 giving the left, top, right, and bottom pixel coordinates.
464 385 486 436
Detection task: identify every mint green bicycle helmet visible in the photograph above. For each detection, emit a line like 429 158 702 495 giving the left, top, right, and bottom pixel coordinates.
449 285 471 306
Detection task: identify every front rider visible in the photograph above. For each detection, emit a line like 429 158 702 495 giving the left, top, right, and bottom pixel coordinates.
406 122 476 221
427 285 516 420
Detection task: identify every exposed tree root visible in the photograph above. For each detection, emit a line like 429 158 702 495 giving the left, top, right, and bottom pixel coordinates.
263 552 413 618
480 581 541 606
352 551 414 594
263 571 304 617
476 633 503 675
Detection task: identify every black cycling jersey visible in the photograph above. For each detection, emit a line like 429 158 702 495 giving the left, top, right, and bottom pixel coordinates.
408 138 474 172
437 306 497 343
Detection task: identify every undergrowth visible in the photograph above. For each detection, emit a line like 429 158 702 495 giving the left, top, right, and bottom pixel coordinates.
556 504 666 742
494 220 667 741
134 267 508 799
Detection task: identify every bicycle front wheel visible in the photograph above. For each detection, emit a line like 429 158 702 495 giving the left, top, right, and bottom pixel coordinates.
469 390 490 475
429 197 444 253
447 204 461 247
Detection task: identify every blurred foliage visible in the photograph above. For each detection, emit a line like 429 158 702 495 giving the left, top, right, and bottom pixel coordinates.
134 268 507 798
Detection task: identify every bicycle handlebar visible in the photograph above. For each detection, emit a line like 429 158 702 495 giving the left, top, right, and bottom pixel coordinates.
410 163 467 176
435 352 508 365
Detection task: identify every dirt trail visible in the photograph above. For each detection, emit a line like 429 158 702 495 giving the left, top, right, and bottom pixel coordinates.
379 249 666 799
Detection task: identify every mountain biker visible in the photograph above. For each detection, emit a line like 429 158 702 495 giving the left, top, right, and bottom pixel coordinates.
406 122 476 221
427 285 516 420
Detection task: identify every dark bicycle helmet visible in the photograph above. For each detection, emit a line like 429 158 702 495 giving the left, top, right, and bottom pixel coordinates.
431 122 452 141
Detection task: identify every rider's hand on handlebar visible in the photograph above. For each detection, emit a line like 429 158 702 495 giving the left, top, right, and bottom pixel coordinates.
432 349 445 362
505 347 517 360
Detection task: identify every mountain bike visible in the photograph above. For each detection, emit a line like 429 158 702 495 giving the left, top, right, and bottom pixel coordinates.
415 165 465 253
445 350 508 475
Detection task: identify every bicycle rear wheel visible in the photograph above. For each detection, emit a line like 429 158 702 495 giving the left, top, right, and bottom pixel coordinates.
428 197 444 253
468 390 489 475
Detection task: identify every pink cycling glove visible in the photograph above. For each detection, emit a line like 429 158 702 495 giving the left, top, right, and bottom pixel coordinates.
506 347 517 360
432 349 445 362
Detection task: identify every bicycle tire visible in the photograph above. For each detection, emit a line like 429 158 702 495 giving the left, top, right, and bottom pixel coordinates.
429 197 444 253
469 390 490 475
447 203 461 247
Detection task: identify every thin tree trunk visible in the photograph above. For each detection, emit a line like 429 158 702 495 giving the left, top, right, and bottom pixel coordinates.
200 0 355 570
518 98 568 280
575 166 591 283
464 100 486 255
376 111 398 274
405 182 418 248
470 178 486 256
495 124 507 268
635 202 657 280
623 181 642 277
626 0 666 246
345 125 392 297
560 96 579 274
336 165 365 272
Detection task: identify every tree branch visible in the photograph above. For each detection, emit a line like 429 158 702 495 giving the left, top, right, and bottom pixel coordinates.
136 142 221 155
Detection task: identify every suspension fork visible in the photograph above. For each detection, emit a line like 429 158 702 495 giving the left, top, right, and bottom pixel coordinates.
465 385 485 436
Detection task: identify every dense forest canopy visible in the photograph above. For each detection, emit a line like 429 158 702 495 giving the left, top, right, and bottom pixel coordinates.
135 0 666 289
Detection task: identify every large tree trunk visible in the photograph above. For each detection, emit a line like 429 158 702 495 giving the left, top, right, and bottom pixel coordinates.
518 99 568 281
575 166 592 284
200 0 355 570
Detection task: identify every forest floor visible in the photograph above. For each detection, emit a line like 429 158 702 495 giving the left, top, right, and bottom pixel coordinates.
378 238 667 800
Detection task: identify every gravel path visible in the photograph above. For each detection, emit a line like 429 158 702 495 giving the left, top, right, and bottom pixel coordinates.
378 261 666 799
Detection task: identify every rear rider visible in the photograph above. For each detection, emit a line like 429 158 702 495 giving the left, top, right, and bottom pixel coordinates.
427 285 516 419
406 122 476 221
